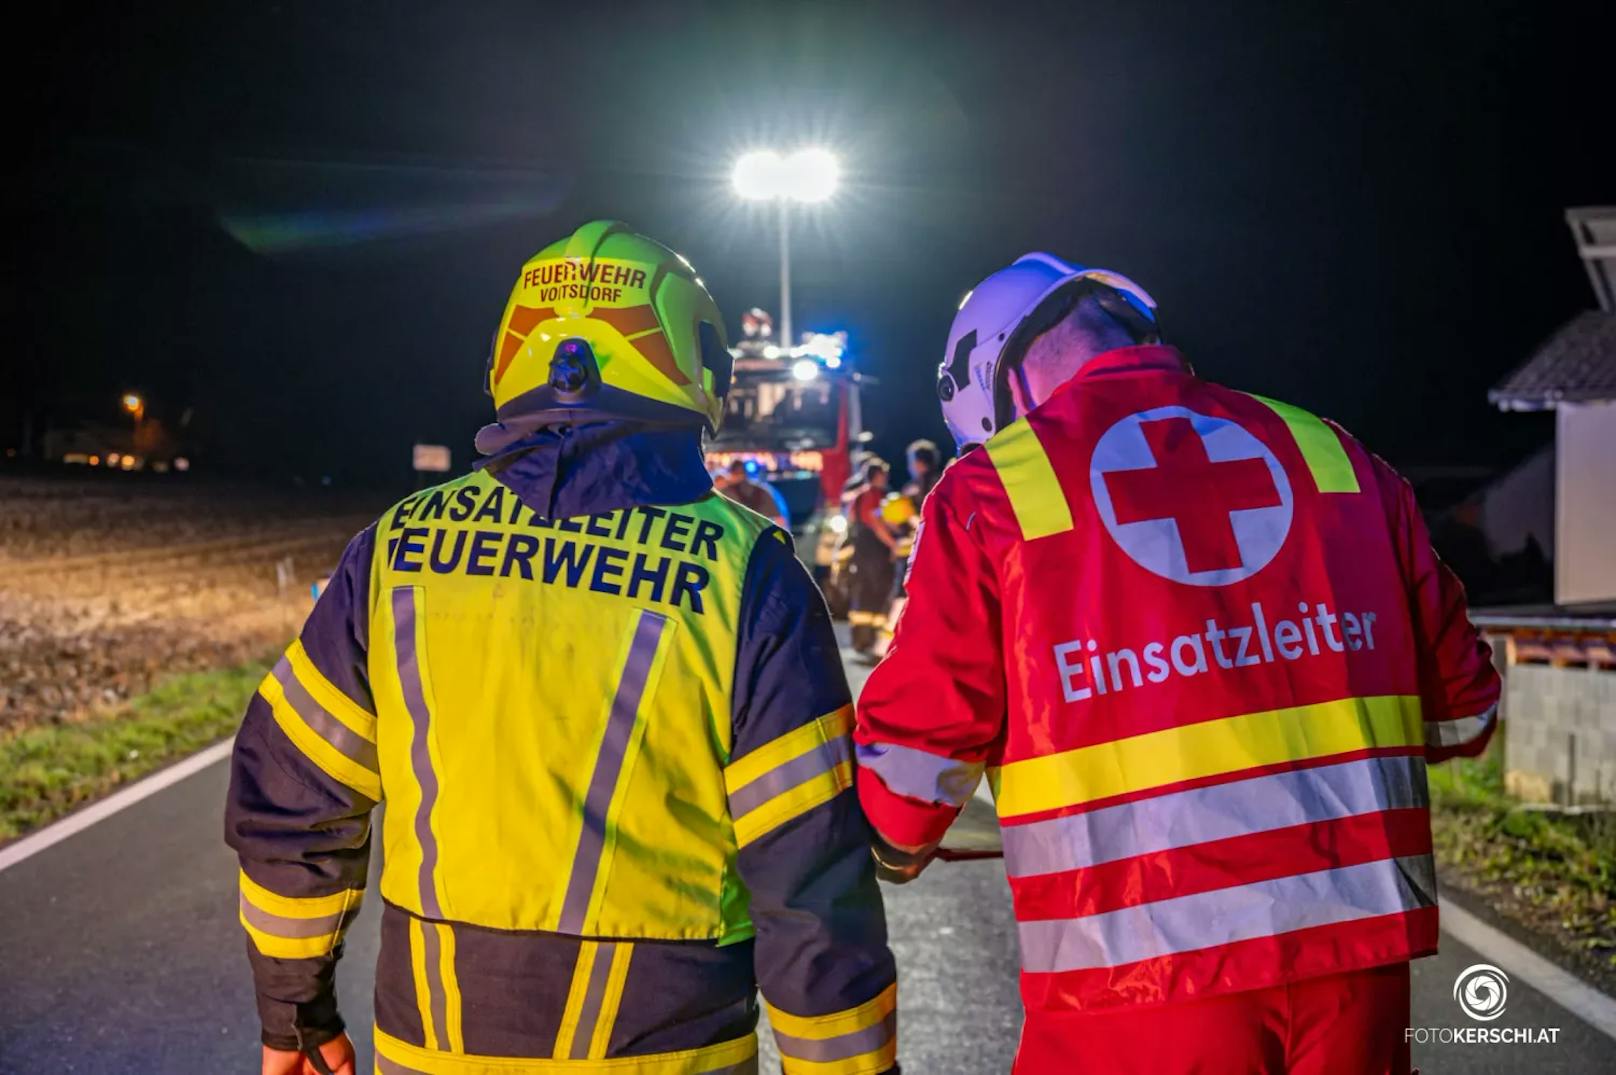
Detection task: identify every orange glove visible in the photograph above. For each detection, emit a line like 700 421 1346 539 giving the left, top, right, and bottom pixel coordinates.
261 1033 356 1075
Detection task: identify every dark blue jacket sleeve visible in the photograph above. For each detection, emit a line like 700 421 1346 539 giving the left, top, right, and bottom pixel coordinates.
727 528 898 1074
223 526 378 1051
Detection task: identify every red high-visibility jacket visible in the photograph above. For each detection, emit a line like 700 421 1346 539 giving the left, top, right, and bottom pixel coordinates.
855 345 1499 1014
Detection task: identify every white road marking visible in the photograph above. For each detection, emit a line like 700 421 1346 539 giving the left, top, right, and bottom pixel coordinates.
1440 897 1616 1041
0 737 235 874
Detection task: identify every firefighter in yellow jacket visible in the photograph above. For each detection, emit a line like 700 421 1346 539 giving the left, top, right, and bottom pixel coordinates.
225 221 898 1075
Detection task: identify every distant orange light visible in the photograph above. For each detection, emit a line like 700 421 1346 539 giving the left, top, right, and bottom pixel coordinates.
88 455 100 466
788 450 825 472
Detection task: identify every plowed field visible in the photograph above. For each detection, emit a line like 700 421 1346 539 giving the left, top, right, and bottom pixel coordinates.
0 472 383 734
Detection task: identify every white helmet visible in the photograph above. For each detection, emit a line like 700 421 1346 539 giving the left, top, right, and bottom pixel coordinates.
937 252 1159 449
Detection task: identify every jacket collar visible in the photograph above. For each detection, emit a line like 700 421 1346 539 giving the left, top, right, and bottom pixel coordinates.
475 421 713 520
1075 343 1190 380
1039 344 1193 407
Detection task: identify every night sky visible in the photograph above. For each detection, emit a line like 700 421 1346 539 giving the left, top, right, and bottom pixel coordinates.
7 0 1609 486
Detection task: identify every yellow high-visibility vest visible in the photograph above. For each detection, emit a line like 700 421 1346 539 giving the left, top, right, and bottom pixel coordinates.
368 468 771 942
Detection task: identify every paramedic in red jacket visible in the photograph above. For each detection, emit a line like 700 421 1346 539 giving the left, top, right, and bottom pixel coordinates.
854 253 1501 1075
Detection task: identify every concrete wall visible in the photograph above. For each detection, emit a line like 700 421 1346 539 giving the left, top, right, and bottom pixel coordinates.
1503 663 1616 803
1556 401 1616 604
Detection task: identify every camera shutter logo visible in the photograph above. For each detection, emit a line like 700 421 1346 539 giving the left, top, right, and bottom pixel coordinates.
1453 963 1509 1022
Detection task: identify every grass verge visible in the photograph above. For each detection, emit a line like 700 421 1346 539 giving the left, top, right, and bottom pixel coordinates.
0 658 271 842
1429 742 1616 986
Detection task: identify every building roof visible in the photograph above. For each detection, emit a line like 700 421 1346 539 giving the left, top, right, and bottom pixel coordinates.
1472 602 1616 631
1490 310 1616 411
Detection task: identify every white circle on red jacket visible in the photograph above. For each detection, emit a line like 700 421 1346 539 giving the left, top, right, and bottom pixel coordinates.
1089 405 1293 586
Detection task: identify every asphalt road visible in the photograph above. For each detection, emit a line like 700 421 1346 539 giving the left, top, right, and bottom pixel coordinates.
1 648 1610 1073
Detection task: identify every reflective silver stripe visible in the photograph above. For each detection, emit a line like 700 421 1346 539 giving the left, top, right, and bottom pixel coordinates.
773 1012 896 1062
558 611 667 934
237 893 355 939
271 657 378 773
699 1056 760 1075
377 1056 425 1075
1002 753 1428 878
728 735 852 817
569 941 619 1060
393 587 443 918
1426 706 1497 748
855 741 984 807
1017 853 1437 974
419 920 448 1051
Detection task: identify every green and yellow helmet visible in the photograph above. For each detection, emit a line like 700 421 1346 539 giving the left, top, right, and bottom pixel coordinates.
486 220 732 431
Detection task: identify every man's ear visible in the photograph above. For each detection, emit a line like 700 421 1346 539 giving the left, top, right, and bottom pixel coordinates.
1006 364 1034 416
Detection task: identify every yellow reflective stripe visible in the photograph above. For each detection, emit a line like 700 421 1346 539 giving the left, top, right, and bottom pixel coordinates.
437 923 464 1054
410 918 439 1051
239 870 360 919
767 982 897 1043
985 417 1073 540
586 943 634 1060
779 1049 898 1075
995 694 1423 819
732 766 851 847
553 941 599 1060
286 639 377 740
376 1027 758 1074
238 871 361 959
259 668 382 800
239 916 332 960
727 707 855 848
1246 393 1360 494
725 706 852 791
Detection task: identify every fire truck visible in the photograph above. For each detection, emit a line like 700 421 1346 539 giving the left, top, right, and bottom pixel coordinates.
705 310 869 601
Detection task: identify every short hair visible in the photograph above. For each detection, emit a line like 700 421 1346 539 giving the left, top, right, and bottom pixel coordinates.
864 458 889 482
727 459 748 476
1023 291 1140 377
906 439 939 469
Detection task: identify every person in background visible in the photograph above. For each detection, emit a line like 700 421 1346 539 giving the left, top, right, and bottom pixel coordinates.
902 439 942 505
226 220 896 1075
856 251 1499 1074
842 448 875 500
845 459 898 656
717 458 789 528
872 433 943 653
880 439 945 650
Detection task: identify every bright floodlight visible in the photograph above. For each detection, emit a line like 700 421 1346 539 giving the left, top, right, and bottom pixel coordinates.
733 150 785 200
731 147 840 202
784 148 839 202
791 359 821 382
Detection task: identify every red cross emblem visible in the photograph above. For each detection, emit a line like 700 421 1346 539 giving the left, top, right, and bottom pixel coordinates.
1103 417 1284 572
1091 409 1293 586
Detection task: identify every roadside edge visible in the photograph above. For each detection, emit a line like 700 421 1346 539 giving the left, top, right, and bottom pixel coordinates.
0 737 234 873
